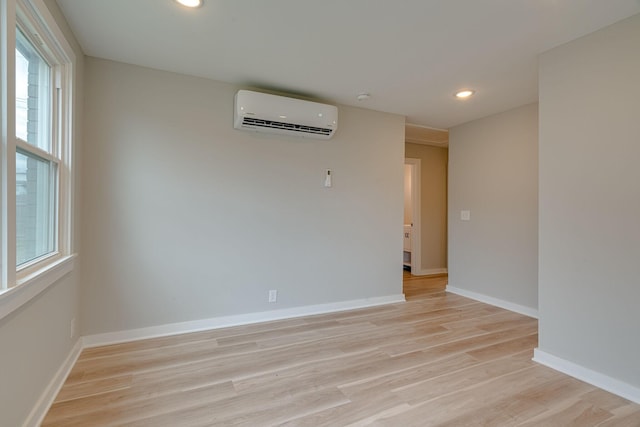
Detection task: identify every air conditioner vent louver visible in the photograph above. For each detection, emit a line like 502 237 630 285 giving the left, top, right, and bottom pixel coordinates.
234 90 338 140
241 117 333 136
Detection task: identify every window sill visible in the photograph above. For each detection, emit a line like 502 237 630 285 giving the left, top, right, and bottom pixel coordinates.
0 254 77 322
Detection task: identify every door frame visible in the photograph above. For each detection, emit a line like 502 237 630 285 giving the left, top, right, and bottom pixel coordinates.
405 158 421 274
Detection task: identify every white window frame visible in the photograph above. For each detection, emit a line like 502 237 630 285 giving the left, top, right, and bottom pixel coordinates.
0 0 76 320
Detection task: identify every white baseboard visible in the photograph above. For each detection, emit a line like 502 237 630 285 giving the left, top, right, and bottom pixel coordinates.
446 285 538 319
413 268 448 276
533 348 640 404
83 294 406 348
24 338 83 427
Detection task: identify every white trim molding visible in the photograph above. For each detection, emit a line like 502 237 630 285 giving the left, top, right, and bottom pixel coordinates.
414 268 448 276
0 254 75 321
446 285 538 319
83 294 406 348
24 337 83 427
533 348 640 404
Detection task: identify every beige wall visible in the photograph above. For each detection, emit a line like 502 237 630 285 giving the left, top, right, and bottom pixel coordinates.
538 13 640 389
404 143 448 272
0 1 84 425
80 57 405 335
0 272 80 426
448 103 538 311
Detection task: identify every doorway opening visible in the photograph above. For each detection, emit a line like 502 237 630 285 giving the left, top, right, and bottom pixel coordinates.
404 158 421 274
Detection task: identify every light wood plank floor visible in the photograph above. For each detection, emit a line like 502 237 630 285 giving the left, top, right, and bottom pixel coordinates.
43 273 640 426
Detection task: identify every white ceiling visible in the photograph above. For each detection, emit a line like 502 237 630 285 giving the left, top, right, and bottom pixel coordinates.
56 0 640 129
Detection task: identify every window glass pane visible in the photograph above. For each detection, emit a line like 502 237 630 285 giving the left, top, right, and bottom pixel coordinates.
16 150 56 265
16 29 51 152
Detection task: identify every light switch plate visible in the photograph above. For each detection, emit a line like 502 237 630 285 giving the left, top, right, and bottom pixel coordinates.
461 210 471 221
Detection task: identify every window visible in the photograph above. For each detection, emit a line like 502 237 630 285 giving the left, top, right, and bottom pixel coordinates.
15 28 51 151
0 0 75 309
15 28 58 267
16 149 57 265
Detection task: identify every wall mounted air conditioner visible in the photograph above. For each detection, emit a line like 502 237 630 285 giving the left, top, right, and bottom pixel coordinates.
234 90 338 140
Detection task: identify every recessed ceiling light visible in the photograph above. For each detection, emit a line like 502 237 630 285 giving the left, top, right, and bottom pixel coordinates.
175 0 203 8
357 93 371 101
455 89 475 99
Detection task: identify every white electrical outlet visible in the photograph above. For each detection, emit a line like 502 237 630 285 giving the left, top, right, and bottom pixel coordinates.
460 210 471 221
70 317 76 339
268 289 278 303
